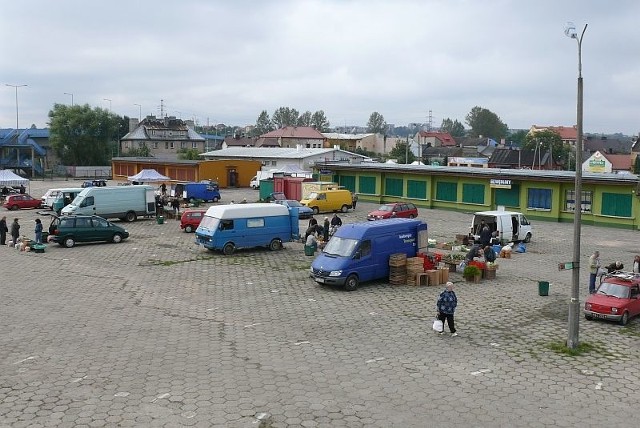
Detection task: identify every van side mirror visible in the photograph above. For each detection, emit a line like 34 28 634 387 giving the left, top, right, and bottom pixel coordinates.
353 250 361 260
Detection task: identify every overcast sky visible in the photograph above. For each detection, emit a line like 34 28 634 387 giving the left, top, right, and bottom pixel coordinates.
1 0 638 135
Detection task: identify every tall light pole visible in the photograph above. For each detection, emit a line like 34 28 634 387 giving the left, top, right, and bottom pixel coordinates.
103 98 112 112
64 92 74 106
565 22 587 350
5 83 27 130
133 103 142 121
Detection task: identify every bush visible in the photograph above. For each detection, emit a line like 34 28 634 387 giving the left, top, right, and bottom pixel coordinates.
463 265 481 278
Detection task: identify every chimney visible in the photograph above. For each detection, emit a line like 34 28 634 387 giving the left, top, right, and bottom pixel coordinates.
129 118 139 132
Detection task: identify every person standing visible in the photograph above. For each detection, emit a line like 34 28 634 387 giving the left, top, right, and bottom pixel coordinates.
633 255 640 274
479 225 492 247
19 184 25 194
0 215 7 245
10 218 20 245
436 282 458 337
323 217 330 242
34 218 43 244
351 192 358 209
588 250 601 294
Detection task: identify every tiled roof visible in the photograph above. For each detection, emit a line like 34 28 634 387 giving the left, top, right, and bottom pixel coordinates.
584 137 632 154
417 131 457 146
260 126 325 139
600 152 632 171
224 136 257 147
531 125 577 140
201 147 366 160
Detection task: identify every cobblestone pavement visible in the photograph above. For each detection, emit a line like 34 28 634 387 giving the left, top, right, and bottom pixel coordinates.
0 179 638 427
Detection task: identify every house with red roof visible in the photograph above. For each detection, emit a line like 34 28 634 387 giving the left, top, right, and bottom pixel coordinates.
529 125 578 146
257 126 326 149
582 150 632 174
415 131 457 147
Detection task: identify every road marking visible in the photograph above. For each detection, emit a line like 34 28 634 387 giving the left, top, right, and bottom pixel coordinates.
471 369 492 376
114 392 129 397
366 357 385 363
270 289 279 293
294 341 310 345
244 323 262 328
13 356 36 365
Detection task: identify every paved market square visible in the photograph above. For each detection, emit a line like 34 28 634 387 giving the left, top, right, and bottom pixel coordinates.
1 179 638 427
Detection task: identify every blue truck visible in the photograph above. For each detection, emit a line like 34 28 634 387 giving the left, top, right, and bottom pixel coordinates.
310 218 428 291
172 182 220 202
195 203 299 255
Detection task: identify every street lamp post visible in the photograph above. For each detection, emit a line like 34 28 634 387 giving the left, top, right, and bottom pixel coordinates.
5 83 27 130
134 103 142 121
64 92 74 106
565 22 587 350
103 98 112 112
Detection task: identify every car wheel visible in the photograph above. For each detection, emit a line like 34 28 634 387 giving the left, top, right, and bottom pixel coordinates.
213 197 219 202
125 211 136 222
11 205 19 210
112 233 123 243
524 233 532 243
312 207 319 215
619 312 629 326
269 239 282 251
584 314 593 321
64 237 75 248
341 204 348 213
409 214 415 219
344 274 359 292
222 242 235 255
185 225 193 233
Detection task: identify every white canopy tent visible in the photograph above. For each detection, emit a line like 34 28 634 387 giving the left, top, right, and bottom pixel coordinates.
0 169 29 187
127 169 170 183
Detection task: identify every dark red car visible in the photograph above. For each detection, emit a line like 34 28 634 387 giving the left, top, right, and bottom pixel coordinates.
367 202 418 221
180 209 207 233
3 194 42 210
584 272 640 325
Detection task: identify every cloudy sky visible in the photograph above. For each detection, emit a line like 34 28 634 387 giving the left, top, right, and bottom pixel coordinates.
1 0 638 135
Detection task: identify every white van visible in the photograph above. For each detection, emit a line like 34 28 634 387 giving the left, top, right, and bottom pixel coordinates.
41 189 62 209
470 210 533 244
61 185 156 221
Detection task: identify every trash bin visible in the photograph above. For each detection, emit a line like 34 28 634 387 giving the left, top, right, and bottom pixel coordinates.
156 216 164 225
304 245 316 256
538 281 549 296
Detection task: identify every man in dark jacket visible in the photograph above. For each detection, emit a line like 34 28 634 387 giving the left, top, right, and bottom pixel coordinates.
479 225 492 247
436 282 458 336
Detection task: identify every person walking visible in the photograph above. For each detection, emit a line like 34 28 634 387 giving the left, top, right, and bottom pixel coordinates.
436 282 458 337
10 218 20 245
34 218 43 244
588 250 601 294
0 215 8 245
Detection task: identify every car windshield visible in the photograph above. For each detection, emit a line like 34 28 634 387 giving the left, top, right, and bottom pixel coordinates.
378 205 393 212
198 216 219 231
596 282 630 298
322 236 359 257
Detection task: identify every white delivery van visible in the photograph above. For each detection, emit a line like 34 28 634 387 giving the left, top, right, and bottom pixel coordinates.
470 210 532 244
61 185 156 221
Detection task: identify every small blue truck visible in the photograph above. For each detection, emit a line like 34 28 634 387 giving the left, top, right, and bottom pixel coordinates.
173 182 220 202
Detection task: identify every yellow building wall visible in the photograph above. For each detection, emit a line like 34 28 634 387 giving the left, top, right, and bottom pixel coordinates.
197 160 262 188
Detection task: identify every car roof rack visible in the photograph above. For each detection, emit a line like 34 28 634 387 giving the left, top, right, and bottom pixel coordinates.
603 271 640 282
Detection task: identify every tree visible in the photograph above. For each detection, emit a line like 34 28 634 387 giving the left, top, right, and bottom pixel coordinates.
440 118 466 137
311 110 330 132
465 106 508 139
367 112 387 134
177 148 201 160
508 129 528 147
297 111 312 127
272 107 299 128
634 155 640 174
522 129 570 168
254 110 274 136
389 141 416 164
48 103 120 165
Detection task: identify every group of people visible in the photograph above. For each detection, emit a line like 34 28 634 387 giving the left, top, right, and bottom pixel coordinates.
588 251 639 293
0 216 44 247
304 213 342 251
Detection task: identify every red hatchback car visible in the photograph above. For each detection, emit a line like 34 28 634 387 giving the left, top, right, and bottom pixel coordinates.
180 209 207 233
3 194 42 210
584 272 640 325
367 202 418 221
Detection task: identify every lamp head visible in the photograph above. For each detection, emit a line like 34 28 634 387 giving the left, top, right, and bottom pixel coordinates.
564 22 577 39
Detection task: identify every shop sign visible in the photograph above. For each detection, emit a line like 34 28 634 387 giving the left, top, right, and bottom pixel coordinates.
490 178 512 189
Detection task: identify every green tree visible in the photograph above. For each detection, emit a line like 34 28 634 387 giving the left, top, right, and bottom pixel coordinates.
465 106 508 139
508 129 528 147
440 118 466 137
297 111 312 127
311 110 330 132
254 110 274 136
120 146 151 157
48 103 119 165
523 129 570 168
177 148 201 160
367 112 387 134
389 141 416 164
634 156 640 174
272 107 299 128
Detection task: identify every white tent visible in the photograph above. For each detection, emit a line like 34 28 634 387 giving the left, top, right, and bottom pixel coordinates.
0 169 29 186
127 169 170 183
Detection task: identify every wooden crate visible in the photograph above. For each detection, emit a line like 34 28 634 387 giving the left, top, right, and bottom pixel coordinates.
426 270 439 286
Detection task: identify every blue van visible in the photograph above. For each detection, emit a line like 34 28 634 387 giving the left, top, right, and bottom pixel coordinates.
310 218 428 291
195 203 299 255
173 182 220 202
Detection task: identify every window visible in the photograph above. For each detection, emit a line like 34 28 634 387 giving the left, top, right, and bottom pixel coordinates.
565 190 592 212
80 196 94 208
384 178 403 197
220 219 234 230
93 217 109 228
339 176 356 192
359 176 376 194
462 183 485 204
247 218 265 228
75 217 92 228
359 240 372 257
317 193 327 201
170 142 175 149
165 142 169 149
435 182 457 202
495 185 520 208
601 192 632 217
407 180 427 199
153 142 159 149
527 188 551 210
192 142 198 149
181 142 187 149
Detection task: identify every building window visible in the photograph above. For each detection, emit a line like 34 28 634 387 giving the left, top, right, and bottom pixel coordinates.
165 142 169 149
407 180 427 199
271 161 277 166
527 188 551 210
565 190 592 212
495 185 520 208
181 142 187 149
435 182 457 202
153 142 159 149
170 142 175 149
384 178 403 197
192 142 198 149
601 192 632 217
462 183 485 204
359 176 376 194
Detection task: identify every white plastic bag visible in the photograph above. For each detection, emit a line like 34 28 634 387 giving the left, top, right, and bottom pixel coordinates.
432 319 443 332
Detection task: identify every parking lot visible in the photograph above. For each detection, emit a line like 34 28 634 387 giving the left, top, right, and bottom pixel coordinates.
1 179 639 427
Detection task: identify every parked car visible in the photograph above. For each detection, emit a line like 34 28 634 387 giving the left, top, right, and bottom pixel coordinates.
49 214 129 248
272 199 314 219
3 194 43 210
180 209 207 233
81 179 107 188
41 189 62 209
584 272 640 325
367 202 418 220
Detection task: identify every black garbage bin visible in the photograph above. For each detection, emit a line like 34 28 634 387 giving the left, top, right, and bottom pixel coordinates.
538 281 549 296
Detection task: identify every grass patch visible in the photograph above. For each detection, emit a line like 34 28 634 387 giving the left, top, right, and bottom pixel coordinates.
619 326 640 337
546 341 596 356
